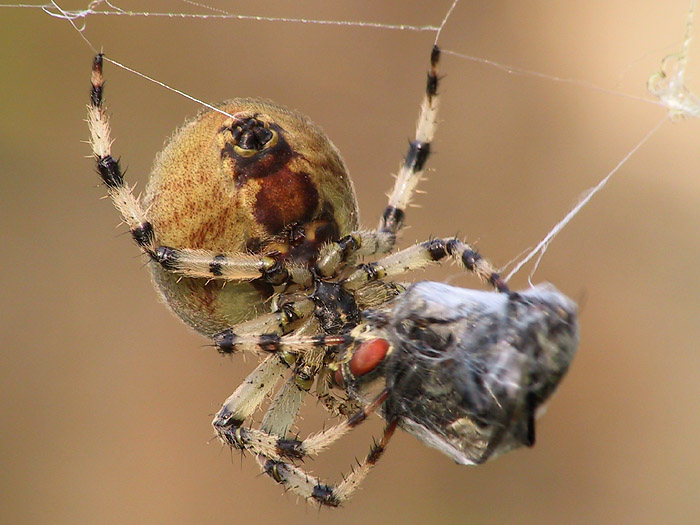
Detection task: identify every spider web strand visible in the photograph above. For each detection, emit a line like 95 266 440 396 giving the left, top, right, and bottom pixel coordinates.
505 115 669 283
39 0 440 32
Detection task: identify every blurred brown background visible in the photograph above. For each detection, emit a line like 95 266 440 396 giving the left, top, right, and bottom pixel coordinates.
2 1 699 523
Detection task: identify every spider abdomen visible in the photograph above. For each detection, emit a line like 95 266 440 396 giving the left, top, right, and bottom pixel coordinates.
142 99 360 335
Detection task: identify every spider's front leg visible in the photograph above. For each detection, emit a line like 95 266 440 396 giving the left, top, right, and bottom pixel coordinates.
342 237 510 293
379 45 441 240
314 46 442 278
88 54 156 256
89 54 312 288
316 46 507 294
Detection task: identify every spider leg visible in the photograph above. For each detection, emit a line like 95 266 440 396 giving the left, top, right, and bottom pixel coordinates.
342 237 510 293
213 354 288 437
153 246 312 286
379 45 441 242
212 331 353 455
88 54 311 287
260 319 327 439
211 297 317 355
217 367 328 461
210 303 321 442
313 46 442 279
214 332 394 506
218 387 396 506
315 230 394 277
258 390 397 507
88 54 156 256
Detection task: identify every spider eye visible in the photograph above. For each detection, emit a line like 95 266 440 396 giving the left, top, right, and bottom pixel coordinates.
229 115 278 157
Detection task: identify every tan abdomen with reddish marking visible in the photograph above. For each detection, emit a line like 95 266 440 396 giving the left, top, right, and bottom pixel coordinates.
143 99 359 336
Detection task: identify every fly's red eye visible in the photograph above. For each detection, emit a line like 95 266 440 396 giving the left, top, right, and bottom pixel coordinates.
349 338 389 377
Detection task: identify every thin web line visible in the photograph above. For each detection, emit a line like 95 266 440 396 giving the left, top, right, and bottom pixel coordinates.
435 0 459 45
33 0 440 32
105 57 237 118
40 0 447 119
47 0 238 118
505 115 669 284
503 0 697 282
442 49 664 109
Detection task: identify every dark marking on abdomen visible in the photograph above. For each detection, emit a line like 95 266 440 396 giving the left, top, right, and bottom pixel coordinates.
254 169 319 234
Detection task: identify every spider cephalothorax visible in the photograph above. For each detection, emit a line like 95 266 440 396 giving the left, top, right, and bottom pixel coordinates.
87 45 578 507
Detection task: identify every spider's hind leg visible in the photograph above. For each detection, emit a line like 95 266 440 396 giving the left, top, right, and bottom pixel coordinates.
212 330 352 458
212 330 396 506
259 390 397 507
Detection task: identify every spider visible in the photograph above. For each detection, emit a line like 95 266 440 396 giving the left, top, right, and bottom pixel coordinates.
87 45 578 507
